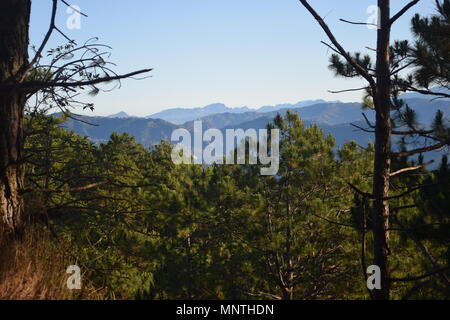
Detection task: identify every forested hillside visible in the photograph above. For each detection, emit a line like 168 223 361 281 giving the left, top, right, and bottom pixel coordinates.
1 110 448 299
1 0 449 302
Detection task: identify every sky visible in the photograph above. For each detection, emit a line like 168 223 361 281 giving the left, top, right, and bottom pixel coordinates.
29 0 438 117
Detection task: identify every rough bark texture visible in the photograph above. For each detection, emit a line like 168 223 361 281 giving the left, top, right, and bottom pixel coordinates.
372 0 392 300
0 0 31 235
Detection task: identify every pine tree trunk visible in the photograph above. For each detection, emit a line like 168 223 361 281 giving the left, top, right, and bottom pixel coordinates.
372 0 392 300
0 0 31 235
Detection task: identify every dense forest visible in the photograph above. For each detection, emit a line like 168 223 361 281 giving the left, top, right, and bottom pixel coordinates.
0 0 449 300
1 109 448 300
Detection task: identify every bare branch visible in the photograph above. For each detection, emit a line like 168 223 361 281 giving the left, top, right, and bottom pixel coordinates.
391 141 448 158
351 123 375 133
385 184 437 200
340 18 377 27
328 87 367 94
55 26 74 43
362 113 375 128
320 41 341 55
407 86 450 99
19 0 58 81
60 0 88 17
391 129 434 135
298 0 376 89
389 160 434 177
390 0 422 26
391 61 414 75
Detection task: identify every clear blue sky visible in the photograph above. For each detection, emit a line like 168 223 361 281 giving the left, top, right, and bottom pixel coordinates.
29 0 437 117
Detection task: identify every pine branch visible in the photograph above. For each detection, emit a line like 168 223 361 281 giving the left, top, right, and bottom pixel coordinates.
15 69 153 92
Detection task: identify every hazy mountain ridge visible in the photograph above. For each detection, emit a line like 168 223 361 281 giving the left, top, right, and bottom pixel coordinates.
107 111 131 118
62 99 450 155
145 103 252 124
143 99 342 124
62 116 178 146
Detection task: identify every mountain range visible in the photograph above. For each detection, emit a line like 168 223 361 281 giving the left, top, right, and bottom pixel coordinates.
107 99 342 124
61 98 449 164
107 111 131 118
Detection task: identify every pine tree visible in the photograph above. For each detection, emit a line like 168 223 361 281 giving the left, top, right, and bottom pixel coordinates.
298 0 450 299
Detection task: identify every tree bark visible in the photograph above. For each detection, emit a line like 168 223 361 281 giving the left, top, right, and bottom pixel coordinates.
371 0 392 300
0 0 31 235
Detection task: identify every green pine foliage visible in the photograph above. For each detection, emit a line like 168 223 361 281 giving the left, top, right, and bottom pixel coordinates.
13 1 449 300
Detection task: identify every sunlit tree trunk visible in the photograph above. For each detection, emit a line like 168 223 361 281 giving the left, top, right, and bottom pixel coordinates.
371 0 392 300
0 0 31 235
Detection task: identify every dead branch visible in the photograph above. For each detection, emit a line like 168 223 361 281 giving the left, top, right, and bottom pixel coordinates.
390 0 422 26
391 142 448 158
389 160 434 177
298 0 376 89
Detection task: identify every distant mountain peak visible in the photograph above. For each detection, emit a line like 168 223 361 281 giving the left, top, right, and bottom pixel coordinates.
108 111 130 118
203 103 226 109
146 103 252 124
145 100 345 124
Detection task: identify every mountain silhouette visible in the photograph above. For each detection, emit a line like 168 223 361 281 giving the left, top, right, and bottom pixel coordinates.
146 100 342 124
59 99 449 162
107 111 131 118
